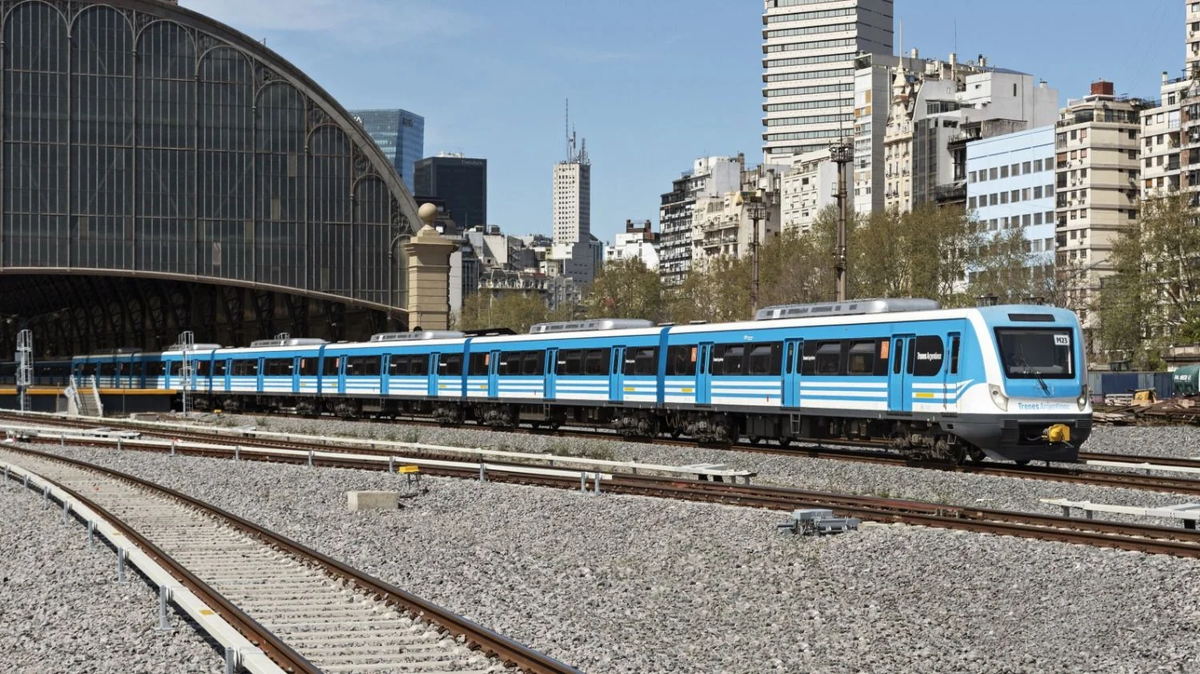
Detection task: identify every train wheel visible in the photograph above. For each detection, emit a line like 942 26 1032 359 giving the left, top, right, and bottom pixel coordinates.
1014 460 1031 466
967 446 987 463
747 435 762 445
778 436 792 448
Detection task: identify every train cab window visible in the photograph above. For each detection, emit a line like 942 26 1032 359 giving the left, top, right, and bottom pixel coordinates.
214 360 227 376
623 347 658 376
411 355 428 376
323 357 340 376
747 343 782 376
231 359 258 377
468 352 490 376
522 352 542 376
264 359 293 376
438 354 463 376
584 349 609 376
299 358 318 376
557 350 583 376
346 356 381 376
949 335 961 375
846 341 875 375
666 346 696 376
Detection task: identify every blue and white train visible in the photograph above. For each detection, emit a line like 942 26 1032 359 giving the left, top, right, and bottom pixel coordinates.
68 299 1093 464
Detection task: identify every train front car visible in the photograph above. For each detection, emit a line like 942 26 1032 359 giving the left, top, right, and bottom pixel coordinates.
956 306 1091 464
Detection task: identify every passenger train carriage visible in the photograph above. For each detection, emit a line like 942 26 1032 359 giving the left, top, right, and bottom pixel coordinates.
66 299 1092 463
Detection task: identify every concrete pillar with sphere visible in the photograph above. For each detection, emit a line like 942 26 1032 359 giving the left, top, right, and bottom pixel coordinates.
403 203 458 331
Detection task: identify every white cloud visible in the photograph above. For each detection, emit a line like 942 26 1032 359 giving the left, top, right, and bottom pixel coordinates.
179 0 473 49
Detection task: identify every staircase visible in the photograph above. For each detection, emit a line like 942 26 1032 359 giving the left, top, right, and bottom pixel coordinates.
65 375 104 418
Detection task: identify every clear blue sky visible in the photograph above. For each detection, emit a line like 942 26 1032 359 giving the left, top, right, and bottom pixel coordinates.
180 0 1182 245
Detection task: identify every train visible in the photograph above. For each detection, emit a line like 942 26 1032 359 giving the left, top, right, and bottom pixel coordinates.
13 298 1092 464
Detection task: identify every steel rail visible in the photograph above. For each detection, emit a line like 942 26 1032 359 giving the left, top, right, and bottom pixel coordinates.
1 444 583 674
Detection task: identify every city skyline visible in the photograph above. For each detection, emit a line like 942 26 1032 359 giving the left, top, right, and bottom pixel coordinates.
180 0 1184 245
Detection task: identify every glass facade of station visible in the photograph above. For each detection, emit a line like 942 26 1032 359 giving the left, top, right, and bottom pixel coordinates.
0 0 417 310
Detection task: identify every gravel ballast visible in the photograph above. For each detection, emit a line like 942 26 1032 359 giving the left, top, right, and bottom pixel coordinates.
183 414 1200 520
7 442 1200 673
0 471 222 674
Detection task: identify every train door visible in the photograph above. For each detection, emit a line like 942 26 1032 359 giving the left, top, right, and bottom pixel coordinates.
545 349 558 401
427 353 440 397
609 347 625 403
888 334 915 413
291 356 301 395
783 338 802 408
696 342 713 405
487 349 500 399
944 332 961 412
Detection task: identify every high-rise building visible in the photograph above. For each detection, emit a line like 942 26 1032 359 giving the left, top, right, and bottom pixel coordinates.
414 154 488 231
658 156 744 287
761 0 894 165
550 127 594 285
965 126 1057 282
350 109 424 188
1142 73 1187 199
1188 0 1200 78
1054 80 1148 354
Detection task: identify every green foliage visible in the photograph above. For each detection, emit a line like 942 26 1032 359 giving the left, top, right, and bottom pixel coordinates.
455 291 563 334
1097 194 1200 366
583 258 669 323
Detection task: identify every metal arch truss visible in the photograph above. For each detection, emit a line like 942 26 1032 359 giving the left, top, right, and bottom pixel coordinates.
0 275 405 358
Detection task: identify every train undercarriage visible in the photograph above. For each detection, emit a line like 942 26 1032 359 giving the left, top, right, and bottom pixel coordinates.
188 392 1014 465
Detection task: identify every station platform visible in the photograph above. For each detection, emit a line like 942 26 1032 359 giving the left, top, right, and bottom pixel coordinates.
0 388 176 415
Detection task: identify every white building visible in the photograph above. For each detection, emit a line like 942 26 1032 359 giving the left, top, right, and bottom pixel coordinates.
781 148 842 233
693 165 785 267
1142 72 1187 198
966 126 1057 282
762 0 893 166
605 220 660 270
552 133 594 283
658 155 744 287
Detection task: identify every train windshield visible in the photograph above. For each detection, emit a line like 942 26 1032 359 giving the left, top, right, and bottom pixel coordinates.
995 329 1074 380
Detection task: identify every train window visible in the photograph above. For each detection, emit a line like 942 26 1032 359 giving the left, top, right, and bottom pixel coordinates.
786 342 795 374
99 363 116 376
411 355 429 376
169 361 183 376
299 358 318 376
468 352 490 376
522 352 543 376
439 354 463 377
498 353 519 376
815 343 841 375
624 347 658 376
323 357 340 376
846 341 875 375
893 341 903 374
346 356 381 376
584 349 610 376
195 360 209 376
874 340 891 376
389 355 409 376
912 336 944 376
666 346 696 376
906 340 916 374
264 359 293 376
715 345 745 376
214 360 227 376
145 361 164 377
557 350 582 376
747 343 782 376
949 335 961 375
231 359 258 377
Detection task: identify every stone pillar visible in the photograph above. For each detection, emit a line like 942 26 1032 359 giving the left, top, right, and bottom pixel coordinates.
404 204 457 331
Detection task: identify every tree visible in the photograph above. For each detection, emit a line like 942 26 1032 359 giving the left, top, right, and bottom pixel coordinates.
966 227 1052 304
583 258 668 323
454 291 553 334
1097 193 1200 367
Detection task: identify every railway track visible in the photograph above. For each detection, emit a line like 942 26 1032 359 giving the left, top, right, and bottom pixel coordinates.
0 444 580 674
6 425 1200 560
6 410 1200 500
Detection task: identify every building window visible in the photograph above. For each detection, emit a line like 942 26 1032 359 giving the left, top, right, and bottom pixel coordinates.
968 196 977 210
1000 165 1009 178
969 170 977 183
1011 163 1020 176
1034 186 1043 199
1023 214 1032 227
1000 192 1009 204
1034 212 1043 225
1022 161 1031 174
989 167 998 180
1033 159 1042 172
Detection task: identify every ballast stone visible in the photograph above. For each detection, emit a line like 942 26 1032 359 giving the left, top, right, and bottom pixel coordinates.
347 490 399 510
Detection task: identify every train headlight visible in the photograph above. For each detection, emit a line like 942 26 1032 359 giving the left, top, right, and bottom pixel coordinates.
1077 385 1089 411
989 384 1008 412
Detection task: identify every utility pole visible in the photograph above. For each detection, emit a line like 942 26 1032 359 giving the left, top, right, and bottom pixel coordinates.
16 329 32 414
830 138 854 302
743 191 767 314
